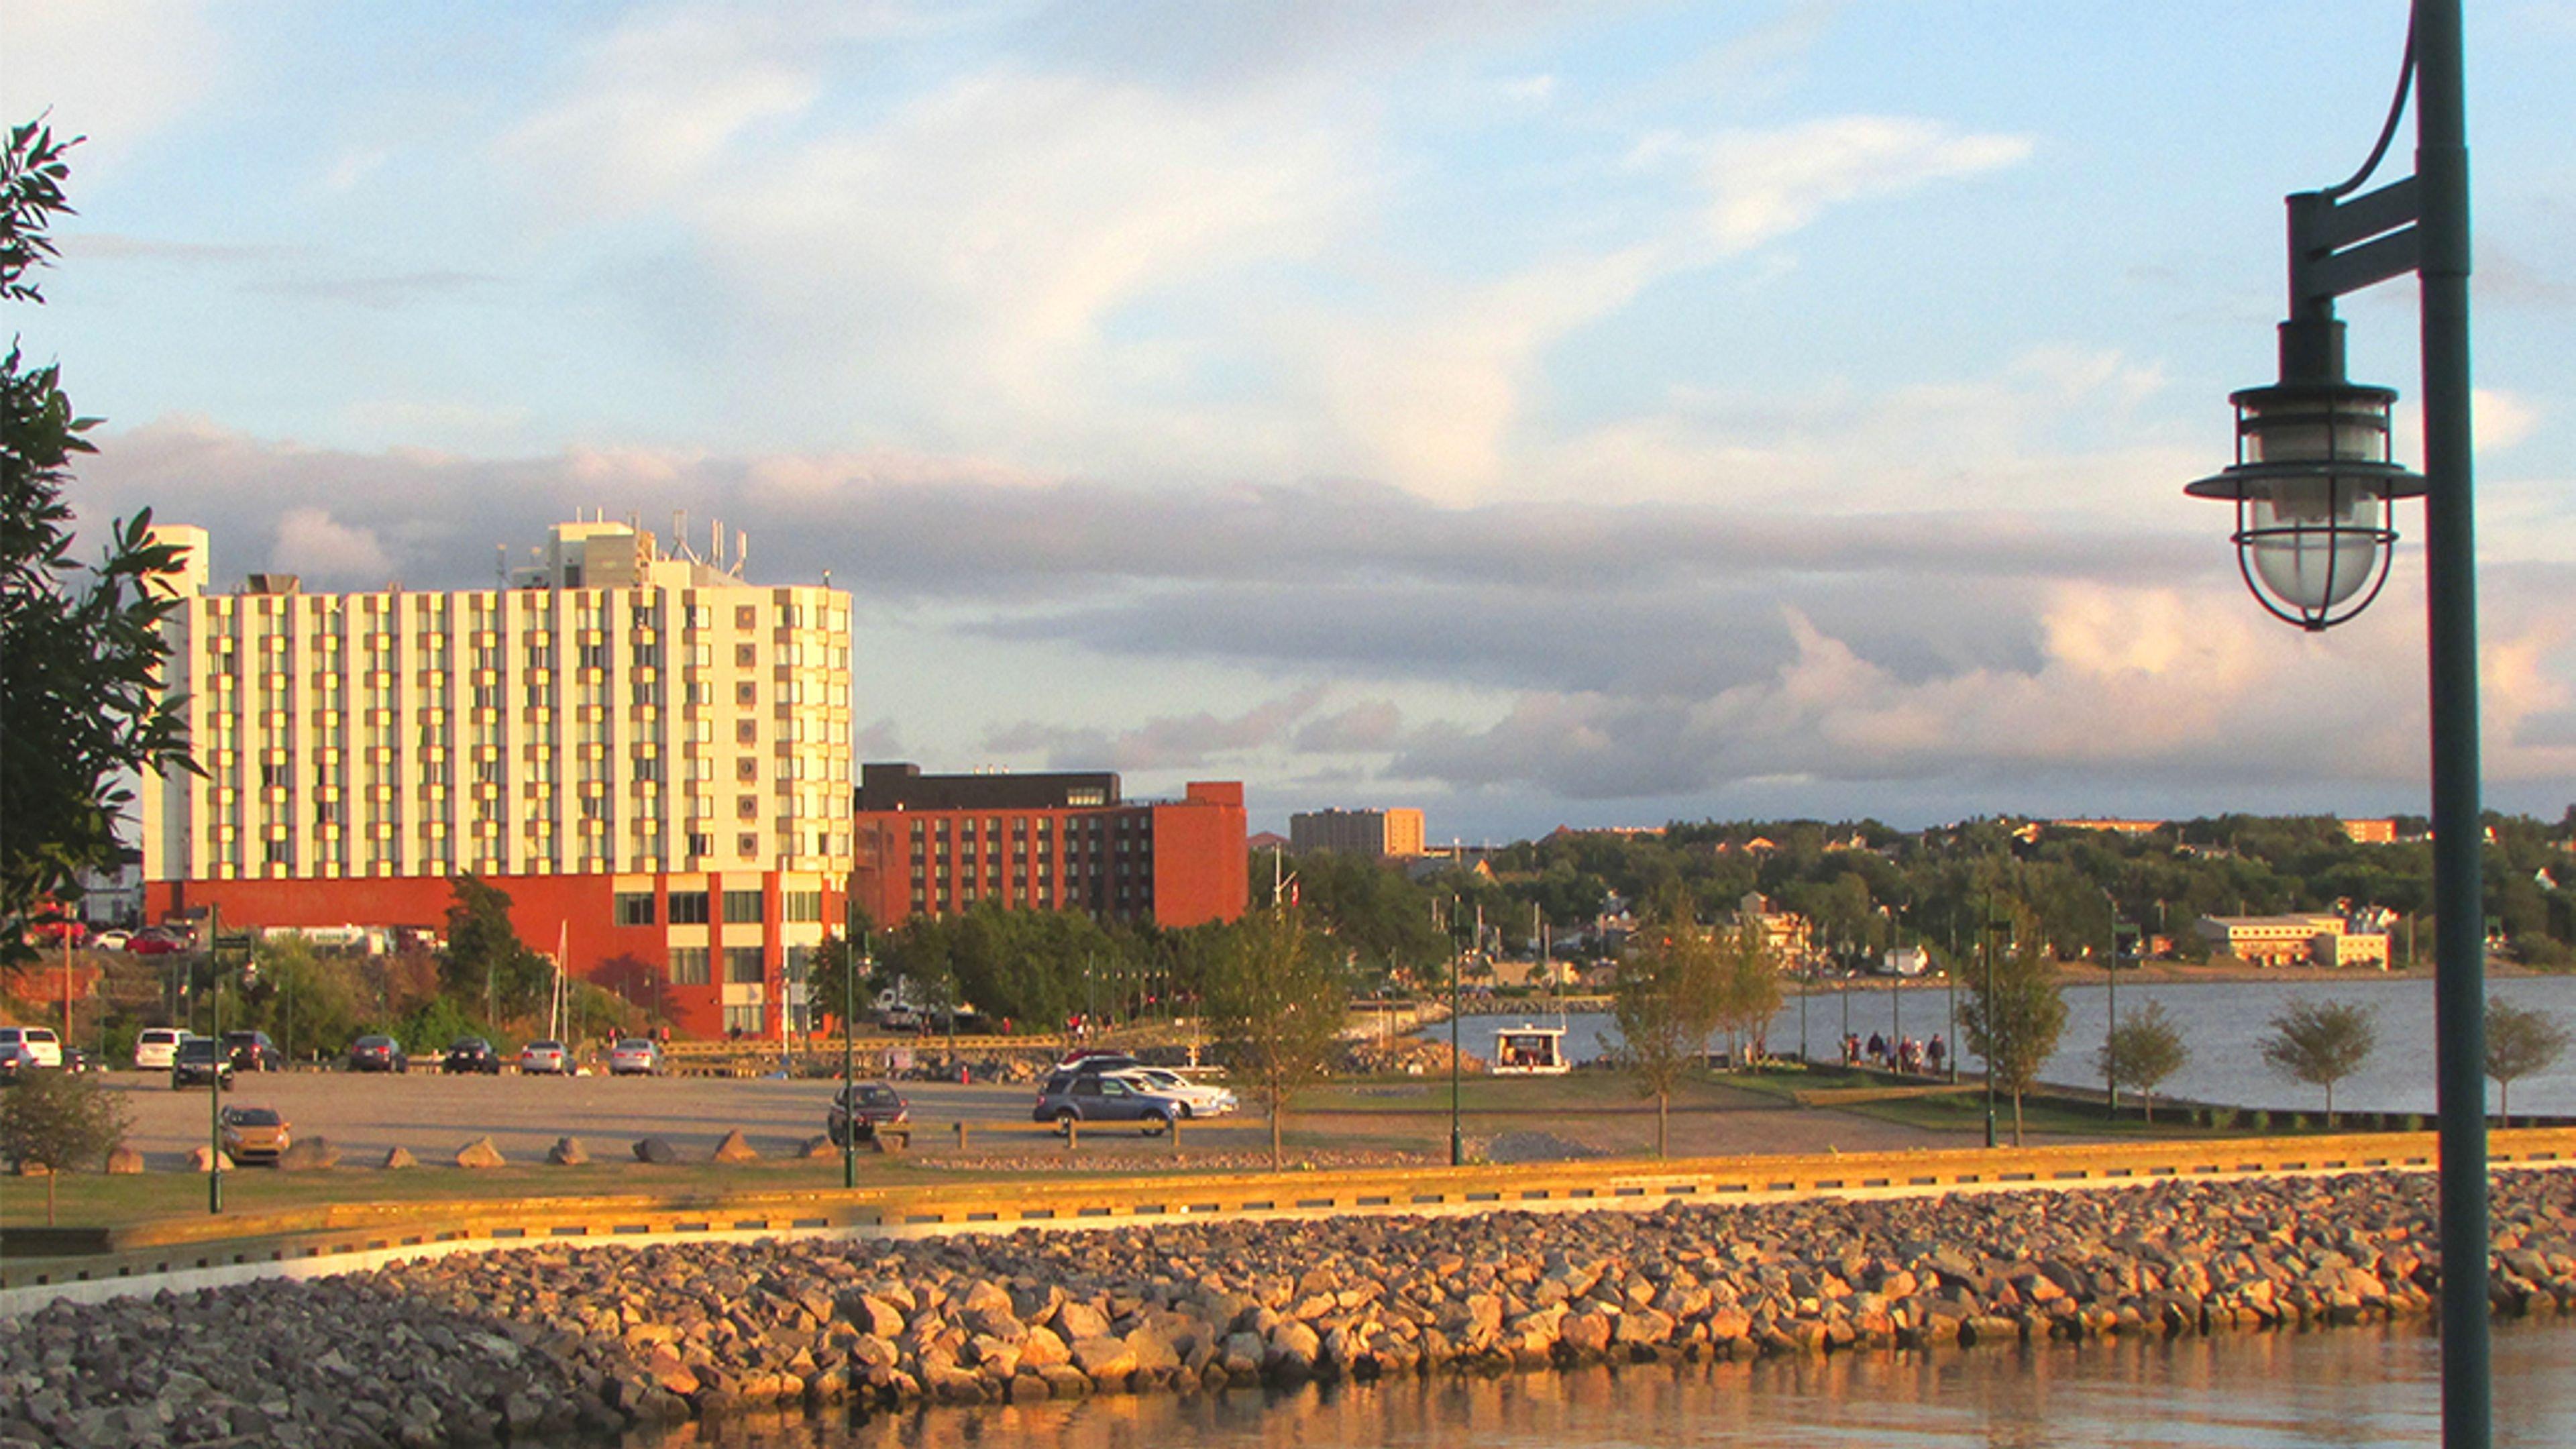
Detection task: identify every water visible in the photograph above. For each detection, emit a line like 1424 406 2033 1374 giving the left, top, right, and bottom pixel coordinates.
638 1320 2576 1448
1434 975 2576 1116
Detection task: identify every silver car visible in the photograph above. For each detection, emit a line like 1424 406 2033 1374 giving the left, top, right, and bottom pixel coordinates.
519 1039 571 1075
609 1038 664 1076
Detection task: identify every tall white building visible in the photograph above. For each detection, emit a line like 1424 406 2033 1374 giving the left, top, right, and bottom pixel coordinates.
140 517 855 1037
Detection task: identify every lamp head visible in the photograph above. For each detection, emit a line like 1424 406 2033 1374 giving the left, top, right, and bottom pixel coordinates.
2186 316 2424 631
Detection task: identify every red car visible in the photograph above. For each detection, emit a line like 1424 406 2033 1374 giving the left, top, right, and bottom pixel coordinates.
128 930 186 956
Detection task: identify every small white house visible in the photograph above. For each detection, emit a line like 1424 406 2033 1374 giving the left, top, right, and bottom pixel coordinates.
1880 945 1933 977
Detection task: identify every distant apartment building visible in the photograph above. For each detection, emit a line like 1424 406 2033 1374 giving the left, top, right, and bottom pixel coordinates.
2196 914 2392 969
1290 807 1426 858
851 763 1247 928
2050 818 2167 837
2340 818 2400 844
137 518 855 1038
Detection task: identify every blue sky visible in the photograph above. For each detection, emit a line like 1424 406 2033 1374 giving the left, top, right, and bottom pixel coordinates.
9 1 2573 841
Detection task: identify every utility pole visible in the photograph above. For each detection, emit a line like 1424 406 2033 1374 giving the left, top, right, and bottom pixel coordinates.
208 902 224 1214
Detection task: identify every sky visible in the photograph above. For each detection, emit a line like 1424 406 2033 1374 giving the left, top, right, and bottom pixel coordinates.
7 0 2573 843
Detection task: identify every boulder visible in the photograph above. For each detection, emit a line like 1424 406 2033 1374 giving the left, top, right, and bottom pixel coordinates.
1055 1301 1111 1340
1069 1336 1138 1381
1016 1326 1071 1369
382 1146 417 1169
711 1129 760 1163
547 1137 591 1167
276 1137 342 1171
633 1136 681 1165
454 1137 506 1169
800 1134 837 1160
104 1144 145 1175
187 1146 233 1173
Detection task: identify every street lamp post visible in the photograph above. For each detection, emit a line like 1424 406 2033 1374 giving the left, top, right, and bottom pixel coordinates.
2184 7 2483 1442
1448 899 1464 1168
1981 914 1997 1150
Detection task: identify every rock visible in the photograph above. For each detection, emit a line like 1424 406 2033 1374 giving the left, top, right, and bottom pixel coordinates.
547 1137 591 1167
800 1135 837 1160
710 1130 759 1163
1056 1301 1111 1340
633 1136 681 1165
276 1137 341 1171
453 1137 506 1169
1069 1336 1138 1381
186 1146 233 1172
1016 1326 1071 1369
382 1146 417 1169
105 1144 145 1175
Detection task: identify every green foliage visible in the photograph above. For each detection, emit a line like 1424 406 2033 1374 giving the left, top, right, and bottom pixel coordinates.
2258 999 2376 1126
2484 998 2571 1126
1254 849 1452 983
0 1064 131 1223
1960 913 2068 1145
1713 915 1784 1064
2098 1000 2190 1122
1201 907 1347 1166
440 875 548 1021
1611 896 1725 1155
398 995 496 1057
1 119 195 963
236 935 370 1063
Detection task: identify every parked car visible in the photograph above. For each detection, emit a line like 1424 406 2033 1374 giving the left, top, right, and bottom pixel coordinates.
518 1039 570 1075
608 1038 664 1077
346 1034 409 1073
219 1104 291 1166
1054 1051 1143 1077
134 1026 188 1071
441 1037 504 1075
1108 1067 1238 1118
127 929 187 956
1031 1072 1185 1133
90 929 132 952
0 1041 39 1085
826 1081 910 1147
0 1026 62 1070
60 1046 97 1073
172 1036 235 1089
223 1030 282 1072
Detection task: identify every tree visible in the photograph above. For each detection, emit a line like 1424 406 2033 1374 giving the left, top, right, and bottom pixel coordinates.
1611 896 1723 1155
2258 1000 2375 1127
441 875 547 1022
2 120 195 963
1961 920 2068 1145
2097 1000 2189 1124
1201 906 1346 1167
2485 998 2571 1128
0 1065 131 1224
1713 914 1783 1068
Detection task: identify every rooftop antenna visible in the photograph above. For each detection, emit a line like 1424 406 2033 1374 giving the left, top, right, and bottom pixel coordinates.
673 509 693 562
494 544 506 588
711 518 723 570
735 529 747 578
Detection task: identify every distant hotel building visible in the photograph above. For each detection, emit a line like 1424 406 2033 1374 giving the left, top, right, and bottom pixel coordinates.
138 518 853 1037
2340 818 2400 844
851 763 1246 928
1289 807 1426 858
2196 914 2392 968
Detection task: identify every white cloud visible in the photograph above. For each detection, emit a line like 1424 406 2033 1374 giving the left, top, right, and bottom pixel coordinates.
0 0 219 162
1701 115 2033 255
270 507 394 586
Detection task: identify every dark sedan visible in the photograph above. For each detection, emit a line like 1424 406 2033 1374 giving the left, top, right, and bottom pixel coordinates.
172 1036 235 1089
223 1030 283 1072
827 1081 911 1147
441 1037 504 1075
347 1034 409 1073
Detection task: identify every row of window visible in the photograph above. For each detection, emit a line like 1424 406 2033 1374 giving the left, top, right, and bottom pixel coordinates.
614 888 830 926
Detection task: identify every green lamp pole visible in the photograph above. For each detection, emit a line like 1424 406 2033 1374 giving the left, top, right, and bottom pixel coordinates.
2183 6 2482 1440
1448 898 1464 1168
843 913 861 1191
207 903 223 1214
1980 914 1996 1150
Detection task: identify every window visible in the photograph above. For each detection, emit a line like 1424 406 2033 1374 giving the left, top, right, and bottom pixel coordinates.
735 681 757 706
737 796 758 820
614 892 656 926
737 832 758 857
722 1004 764 1034
736 720 757 744
722 890 763 924
783 890 822 922
735 605 757 629
667 891 710 924
668 947 710 985
724 947 764 983
735 643 757 667
735 758 757 782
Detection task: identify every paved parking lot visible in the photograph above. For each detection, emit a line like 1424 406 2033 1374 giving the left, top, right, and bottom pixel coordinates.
99 1069 1232 1170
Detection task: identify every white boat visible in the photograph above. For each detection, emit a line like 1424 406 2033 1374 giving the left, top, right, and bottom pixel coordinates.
1491 1025 1570 1075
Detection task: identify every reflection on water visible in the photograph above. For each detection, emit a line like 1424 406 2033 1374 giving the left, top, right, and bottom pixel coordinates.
635 1321 2575 1449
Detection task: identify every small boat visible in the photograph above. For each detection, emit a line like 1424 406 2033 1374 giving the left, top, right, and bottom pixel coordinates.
1491 1025 1570 1075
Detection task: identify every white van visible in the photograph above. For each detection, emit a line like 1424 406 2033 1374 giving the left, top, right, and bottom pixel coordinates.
0 1026 62 1069
134 1026 187 1071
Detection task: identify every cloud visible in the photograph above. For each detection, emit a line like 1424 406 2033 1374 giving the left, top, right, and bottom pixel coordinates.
1295 700 1407 752
270 508 394 586
985 688 1330 771
1700 115 2034 255
0 0 221 162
